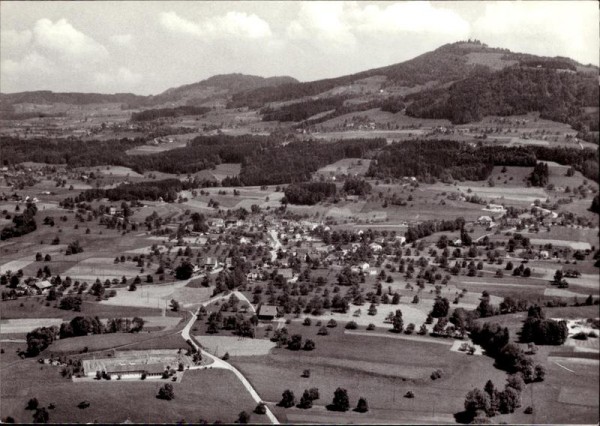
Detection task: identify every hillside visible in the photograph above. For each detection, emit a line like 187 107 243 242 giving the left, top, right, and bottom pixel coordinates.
150 73 298 107
227 41 598 133
0 73 298 110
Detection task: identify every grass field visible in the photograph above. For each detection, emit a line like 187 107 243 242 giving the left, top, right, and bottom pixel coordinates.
0 297 161 320
197 335 276 357
0 365 267 424
47 327 186 355
230 329 506 423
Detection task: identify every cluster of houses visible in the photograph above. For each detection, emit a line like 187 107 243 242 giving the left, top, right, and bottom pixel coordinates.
10 278 52 297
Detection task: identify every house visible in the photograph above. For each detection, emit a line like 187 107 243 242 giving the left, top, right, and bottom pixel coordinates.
395 236 407 245
257 305 278 321
277 268 295 280
478 216 493 225
369 243 383 252
209 218 224 228
202 257 219 271
453 239 463 247
32 280 52 294
108 206 117 216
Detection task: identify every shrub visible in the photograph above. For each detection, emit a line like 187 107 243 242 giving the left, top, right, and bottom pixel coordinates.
157 384 175 400
345 321 358 330
254 403 266 415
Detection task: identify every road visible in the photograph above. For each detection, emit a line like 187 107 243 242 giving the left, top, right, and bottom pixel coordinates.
181 294 279 424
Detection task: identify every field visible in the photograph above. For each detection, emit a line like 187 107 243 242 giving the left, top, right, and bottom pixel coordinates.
0 366 268 424
197 335 276 357
314 158 372 178
0 297 161 320
230 324 507 424
47 326 188 355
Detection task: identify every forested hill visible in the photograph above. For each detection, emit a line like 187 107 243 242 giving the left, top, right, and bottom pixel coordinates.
0 91 148 106
404 66 599 129
227 40 598 109
0 73 298 109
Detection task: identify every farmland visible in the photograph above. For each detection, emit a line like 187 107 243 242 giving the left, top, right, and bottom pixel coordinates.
1 31 599 425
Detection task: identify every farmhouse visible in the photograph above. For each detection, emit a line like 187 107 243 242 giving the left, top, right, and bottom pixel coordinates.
31 280 52 294
477 215 494 225
202 257 219 271
257 305 278 321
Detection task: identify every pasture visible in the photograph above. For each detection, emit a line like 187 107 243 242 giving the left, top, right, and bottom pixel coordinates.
0 364 266 424
230 326 506 424
196 335 276 357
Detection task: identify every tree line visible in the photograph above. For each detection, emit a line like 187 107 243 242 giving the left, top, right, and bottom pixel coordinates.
131 106 211 122
369 140 599 183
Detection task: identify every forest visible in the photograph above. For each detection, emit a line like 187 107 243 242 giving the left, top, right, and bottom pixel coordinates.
130 106 211 122
71 179 196 203
261 96 347 122
238 138 386 186
369 140 599 183
405 66 599 129
283 182 337 205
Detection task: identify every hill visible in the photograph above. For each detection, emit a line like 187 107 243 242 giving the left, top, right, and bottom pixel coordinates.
148 73 298 107
226 40 598 134
0 73 298 111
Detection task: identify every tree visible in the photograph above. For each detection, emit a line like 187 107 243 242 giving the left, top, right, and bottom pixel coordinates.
279 390 295 408
298 390 313 409
170 299 180 312
32 408 49 424
331 388 350 412
254 402 267 415
303 339 316 351
26 398 39 410
431 297 450 318
498 387 520 414
288 334 303 350
175 261 194 280
157 384 175 400
237 411 250 424
392 309 404 333
464 388 491 415
534 364 546 382
355 397 369 413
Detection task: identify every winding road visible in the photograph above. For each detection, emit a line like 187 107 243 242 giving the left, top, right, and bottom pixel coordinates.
181 293 278 424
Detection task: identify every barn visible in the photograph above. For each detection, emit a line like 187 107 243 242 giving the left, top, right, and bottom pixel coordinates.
257 305 278 321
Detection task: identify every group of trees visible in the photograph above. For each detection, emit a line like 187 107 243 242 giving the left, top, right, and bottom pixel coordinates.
58 315 144 339
369 140 599 184
405 217 466 243
279 387 367 413
0 202 37 240
238 138 385 186
261 96 347 122
74 178 197 203
131 106 210 122
529 162 549 187
470 320 547 381
283 182 336 205
520 306 569 345
342 178 372 196
463 372 541 422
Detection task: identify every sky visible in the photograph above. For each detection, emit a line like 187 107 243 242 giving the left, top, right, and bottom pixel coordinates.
1 1 598 95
